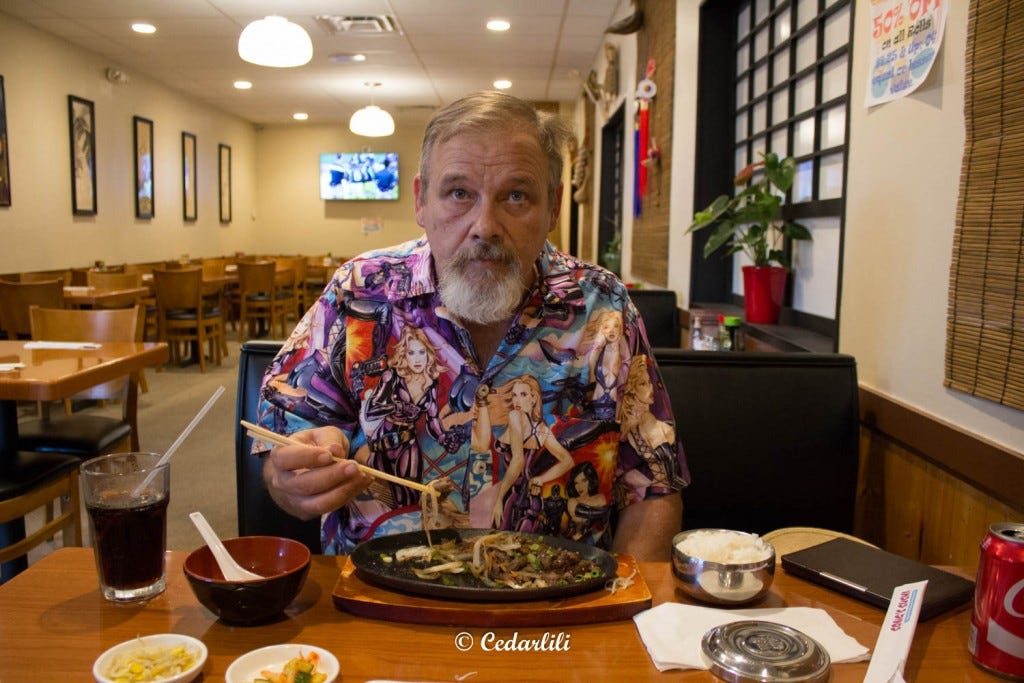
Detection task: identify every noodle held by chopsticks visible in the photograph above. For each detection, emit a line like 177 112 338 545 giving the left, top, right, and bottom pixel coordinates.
242 420 441 543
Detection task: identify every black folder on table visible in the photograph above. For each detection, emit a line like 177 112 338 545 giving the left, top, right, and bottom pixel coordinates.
780 537 976 621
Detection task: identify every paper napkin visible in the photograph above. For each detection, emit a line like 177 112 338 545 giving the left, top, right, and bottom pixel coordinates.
633 603 870 672
0 362 26 371
23 341 102 350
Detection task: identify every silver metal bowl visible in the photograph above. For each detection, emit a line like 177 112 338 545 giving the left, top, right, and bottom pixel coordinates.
671 529 776 606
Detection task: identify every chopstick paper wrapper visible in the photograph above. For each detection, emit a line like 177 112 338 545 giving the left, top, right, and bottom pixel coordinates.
633 603 870 671
241 420 433 494
0 362 26 372
863 580 927 683
23 341 102 350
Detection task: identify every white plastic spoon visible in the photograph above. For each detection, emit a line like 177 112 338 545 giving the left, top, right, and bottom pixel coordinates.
189 511 263 581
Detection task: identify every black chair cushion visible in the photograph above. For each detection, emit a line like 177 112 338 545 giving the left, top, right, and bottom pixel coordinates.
166 307 221 321
0 450 81 500
629 289 681 348
245 293 291 302
17 415 132 457
235 340 321 553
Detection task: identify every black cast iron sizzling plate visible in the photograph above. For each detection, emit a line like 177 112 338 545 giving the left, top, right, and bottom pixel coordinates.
350 529 619 603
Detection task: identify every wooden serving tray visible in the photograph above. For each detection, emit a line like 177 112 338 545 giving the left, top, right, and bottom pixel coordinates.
332 554 652 627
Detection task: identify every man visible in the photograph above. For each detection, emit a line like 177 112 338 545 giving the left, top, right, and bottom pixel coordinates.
257 91 689 561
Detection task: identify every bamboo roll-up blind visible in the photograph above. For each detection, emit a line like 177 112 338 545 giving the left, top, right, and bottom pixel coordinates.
945 0 1024 411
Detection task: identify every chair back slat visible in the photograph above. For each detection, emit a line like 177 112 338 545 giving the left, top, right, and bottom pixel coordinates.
85 271 142 289
29 304 142 402
237 261 275 293
0 279 65 339
152 267 203 309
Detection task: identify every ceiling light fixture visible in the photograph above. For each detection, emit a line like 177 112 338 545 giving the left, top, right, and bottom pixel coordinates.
493 79 512 90
238 16 312 68
131 23 156 34
293 112 309 121
349 82 394 137
486 19 511 32
233 80 252 89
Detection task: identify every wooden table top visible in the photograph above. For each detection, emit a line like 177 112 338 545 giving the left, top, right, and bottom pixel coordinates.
0 547 997 681
0 340 168 402
63 285 151 307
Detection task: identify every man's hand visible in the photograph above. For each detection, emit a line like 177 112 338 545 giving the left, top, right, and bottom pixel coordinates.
261 426 372 521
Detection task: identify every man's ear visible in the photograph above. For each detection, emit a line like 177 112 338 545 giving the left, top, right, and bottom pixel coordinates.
548 183 564 233
414 174 426 228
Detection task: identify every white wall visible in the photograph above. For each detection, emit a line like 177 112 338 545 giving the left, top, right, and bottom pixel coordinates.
0 14 258 271
843 1 1023 454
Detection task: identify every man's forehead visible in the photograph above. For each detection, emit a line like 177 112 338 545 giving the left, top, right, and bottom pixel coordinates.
430 133 548 182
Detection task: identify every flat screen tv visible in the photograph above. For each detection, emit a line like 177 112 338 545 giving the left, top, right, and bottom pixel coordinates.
319 152 399 200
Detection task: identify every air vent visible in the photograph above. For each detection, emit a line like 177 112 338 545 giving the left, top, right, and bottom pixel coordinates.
315 15 398 35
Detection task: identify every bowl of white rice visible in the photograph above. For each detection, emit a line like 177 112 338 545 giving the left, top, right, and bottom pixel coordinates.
671 529 775 605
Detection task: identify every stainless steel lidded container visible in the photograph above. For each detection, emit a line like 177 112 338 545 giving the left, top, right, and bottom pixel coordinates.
701 620 831 683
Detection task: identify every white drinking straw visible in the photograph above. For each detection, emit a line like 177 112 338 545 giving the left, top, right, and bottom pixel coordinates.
133 385 225 495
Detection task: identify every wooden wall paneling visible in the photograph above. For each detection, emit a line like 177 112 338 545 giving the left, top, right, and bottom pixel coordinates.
856 389 1024 573
630 0 674 285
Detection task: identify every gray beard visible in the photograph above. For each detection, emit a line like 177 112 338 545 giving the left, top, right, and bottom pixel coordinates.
438 243 525 325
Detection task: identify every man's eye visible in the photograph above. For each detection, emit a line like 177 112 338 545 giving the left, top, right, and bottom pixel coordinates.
509 191 526 202
450 188 469 200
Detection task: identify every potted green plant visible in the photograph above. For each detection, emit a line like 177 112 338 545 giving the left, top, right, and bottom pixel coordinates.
686 152 812 324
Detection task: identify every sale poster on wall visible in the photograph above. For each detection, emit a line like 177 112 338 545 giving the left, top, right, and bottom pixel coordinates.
865 0 947 107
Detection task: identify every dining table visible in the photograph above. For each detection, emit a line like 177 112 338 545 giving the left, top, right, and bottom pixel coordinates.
0 546 997 681
0 340 169 572
62 285 151 309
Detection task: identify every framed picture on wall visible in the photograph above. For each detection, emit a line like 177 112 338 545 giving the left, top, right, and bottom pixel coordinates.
0 76 11 207
133 116 154 218
182 131 197 221
218 142 231 223
68 94 97 215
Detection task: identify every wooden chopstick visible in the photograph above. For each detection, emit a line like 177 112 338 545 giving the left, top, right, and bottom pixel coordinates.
241 420 435 495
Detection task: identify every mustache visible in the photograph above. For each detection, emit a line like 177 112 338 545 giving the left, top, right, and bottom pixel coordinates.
449 241 517 269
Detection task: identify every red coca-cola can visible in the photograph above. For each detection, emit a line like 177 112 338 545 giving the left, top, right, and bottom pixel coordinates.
969 522 1024 679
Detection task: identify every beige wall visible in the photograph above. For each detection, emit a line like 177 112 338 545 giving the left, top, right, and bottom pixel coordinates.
251 118 430 257
0 13 258 272
843 1 1023 455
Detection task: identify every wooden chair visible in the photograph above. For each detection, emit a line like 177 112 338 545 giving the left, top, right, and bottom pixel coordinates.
0 279 65 340
20 304 143 454
236 261 294 342
122 264 159 341
273 256 307 320
82 271 149 393
201 260 231 357
19 269 71 284
85 270 142 291
152 268 224 373
0 451 83 583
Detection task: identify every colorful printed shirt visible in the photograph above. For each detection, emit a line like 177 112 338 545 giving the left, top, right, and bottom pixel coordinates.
258 237 690 554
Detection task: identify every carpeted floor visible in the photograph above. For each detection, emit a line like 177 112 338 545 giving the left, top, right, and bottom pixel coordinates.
25 339 254 564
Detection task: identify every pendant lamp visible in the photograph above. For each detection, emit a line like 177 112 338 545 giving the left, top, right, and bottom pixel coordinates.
349 82 395 137
238 16 313 68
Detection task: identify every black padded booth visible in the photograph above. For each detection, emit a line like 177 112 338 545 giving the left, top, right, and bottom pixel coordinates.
236 341 860 550
628 289 681 348
653 349 860 536
235 340 321 553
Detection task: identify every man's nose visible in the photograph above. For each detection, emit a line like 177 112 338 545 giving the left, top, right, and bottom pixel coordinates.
470 200 503 241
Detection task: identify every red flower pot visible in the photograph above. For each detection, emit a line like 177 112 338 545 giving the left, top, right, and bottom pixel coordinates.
742 265 788 324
